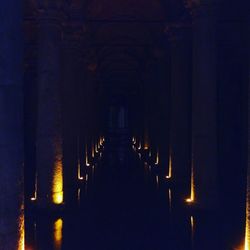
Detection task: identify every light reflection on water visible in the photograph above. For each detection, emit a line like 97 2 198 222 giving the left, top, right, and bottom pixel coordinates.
168 188 172 213
244 165 250 250
25 149 246 250
18 212 25 250
156 175 159 188
190 216 195 249
54 218 63 250
77 188 81 203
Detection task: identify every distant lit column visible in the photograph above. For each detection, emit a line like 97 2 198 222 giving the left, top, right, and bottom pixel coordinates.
36 5 64 208
168 26 192 195
85 65 96 163
191 2 219 209
0 0 24 248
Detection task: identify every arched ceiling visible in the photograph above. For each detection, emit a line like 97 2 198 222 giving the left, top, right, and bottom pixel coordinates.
25 0 191 99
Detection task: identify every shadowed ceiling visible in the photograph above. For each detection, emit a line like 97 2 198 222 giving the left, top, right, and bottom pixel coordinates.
25 0 190 99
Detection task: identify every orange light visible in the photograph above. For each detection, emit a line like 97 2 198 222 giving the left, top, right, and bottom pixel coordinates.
186 159 195 204
54 218 63 250
52 154 63 204
166 150 172 179
244 172 250 250
95 143 99 153
78 160 83 180
85 144 90 166
18 211 25 250
31 173 37 201
155 150 159 165
144 134 149 150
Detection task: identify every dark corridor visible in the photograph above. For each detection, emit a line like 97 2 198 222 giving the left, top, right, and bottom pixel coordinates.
0 0 249 250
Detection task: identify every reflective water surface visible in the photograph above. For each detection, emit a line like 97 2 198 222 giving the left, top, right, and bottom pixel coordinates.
25 148 245 250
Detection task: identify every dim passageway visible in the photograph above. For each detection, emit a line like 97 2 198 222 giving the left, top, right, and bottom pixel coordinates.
1 0 249 249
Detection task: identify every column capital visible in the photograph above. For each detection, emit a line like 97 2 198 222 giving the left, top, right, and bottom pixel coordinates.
164 23 192 42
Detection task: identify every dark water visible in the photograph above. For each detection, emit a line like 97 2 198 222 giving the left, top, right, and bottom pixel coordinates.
25 147 244 250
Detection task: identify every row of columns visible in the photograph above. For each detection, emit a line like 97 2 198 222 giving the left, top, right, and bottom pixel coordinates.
134 0 248 213
31 4 102 209
169 0 249 216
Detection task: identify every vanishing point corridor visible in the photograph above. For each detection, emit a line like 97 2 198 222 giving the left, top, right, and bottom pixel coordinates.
0 0 249 249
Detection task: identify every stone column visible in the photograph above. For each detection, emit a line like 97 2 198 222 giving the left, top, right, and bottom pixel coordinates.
243 6 250 249
85 65 96 163
0 0 24 248
61 22 81 207
191 2 219 209
216 0 248 236
168 26 192 197
36 5 64 208
78 61 89 168
246 15 250 249
24 14 38 205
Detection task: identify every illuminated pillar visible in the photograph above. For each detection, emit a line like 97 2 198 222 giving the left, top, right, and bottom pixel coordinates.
168 26 192 195
36 5 64 208
215 1 248 238
0 0 24 248
61 21 81 206
191 2 219 209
